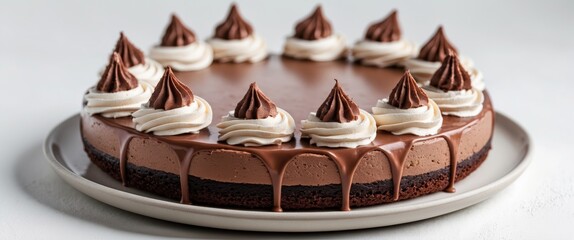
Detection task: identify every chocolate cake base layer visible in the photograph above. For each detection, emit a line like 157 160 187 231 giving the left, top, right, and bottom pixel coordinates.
83 138 491 211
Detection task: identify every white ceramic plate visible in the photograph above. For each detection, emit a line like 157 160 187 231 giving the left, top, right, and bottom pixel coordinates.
44 112 531 232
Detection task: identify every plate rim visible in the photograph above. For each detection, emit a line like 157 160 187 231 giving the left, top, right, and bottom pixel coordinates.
43 112 532 230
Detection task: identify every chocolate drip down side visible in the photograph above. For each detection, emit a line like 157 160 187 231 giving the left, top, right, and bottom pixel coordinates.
98 101 489 211
85 56 495 212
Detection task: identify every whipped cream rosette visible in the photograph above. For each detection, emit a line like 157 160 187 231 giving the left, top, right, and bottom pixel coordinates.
422 54 484 117
283 6 347 62
301 80 376 148
132 67 212 136
98 33 163 86
84 52 152 118
372 70 442 136
206 4 268 63
403 26 484 90
110 32 164 86
149 14 213 71
352 10 417 67
217 82 295 146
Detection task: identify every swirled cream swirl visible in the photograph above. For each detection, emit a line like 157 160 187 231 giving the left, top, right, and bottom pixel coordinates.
300 109 377 148
127 58 165 87
467 67 485 91
217 108 295 146
83 82 152 118
352 39 417 67
149 41 213 71
403 56 482 86
207 34 268 63
372 99 442 136
422 85 484 117
131 96 212 136
283 34 347 62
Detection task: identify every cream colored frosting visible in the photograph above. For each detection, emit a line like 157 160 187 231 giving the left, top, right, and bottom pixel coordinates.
207 34 268 63
403 56 484 90
283 34 347 62
127 58 165 87
371 99 442 136
423 85 484 117
300 109 377 148
468 67 485 91
83 82 152 118
131 96 212 136
217 108 295 146
149 41 213 71
352 39 418 67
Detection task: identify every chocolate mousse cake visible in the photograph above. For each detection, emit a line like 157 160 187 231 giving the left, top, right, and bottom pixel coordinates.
81 6 493 212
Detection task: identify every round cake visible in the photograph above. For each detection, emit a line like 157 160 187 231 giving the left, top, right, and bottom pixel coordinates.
81 5 493 212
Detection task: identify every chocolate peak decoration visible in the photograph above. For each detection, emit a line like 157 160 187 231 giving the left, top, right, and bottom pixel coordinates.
214 4 254 40
234 82 278 119
148 66 194 110
430 54 472 91
365 10 401 42
417 26 458 62
96 52 139 93
294 5 333 40
316 80 360 123
113 32 146 67
388 70 429 109
160 14 197 47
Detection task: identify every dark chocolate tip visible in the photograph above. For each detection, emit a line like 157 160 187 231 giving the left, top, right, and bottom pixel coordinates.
388 70 429 109
234 82 278 119
160 14 196 47
316 79 360 123
96 52 139 93
417 26 458 62
148 66 195 110
214 4 254 40
429 54 472 91
294 5 333 40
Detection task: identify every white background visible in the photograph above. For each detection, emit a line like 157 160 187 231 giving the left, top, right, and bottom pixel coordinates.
1 0 573 239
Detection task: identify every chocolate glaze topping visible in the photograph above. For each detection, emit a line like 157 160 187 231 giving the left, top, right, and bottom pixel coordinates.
389 70 429 109
96 52 139 93
365 10 401 42
160 14 196 47
294 6 333 40
148 67 194 110
86 56 495 212
417 26 458 62
97 99 491 211
113 32 145 67
214 4 254 40
316 80 360 123
430 54 472 91
234 82 278 119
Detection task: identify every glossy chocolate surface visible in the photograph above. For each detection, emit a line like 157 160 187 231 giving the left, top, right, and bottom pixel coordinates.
86 55 494 211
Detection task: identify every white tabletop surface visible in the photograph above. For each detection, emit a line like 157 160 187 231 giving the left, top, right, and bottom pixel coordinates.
1 0 573 239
